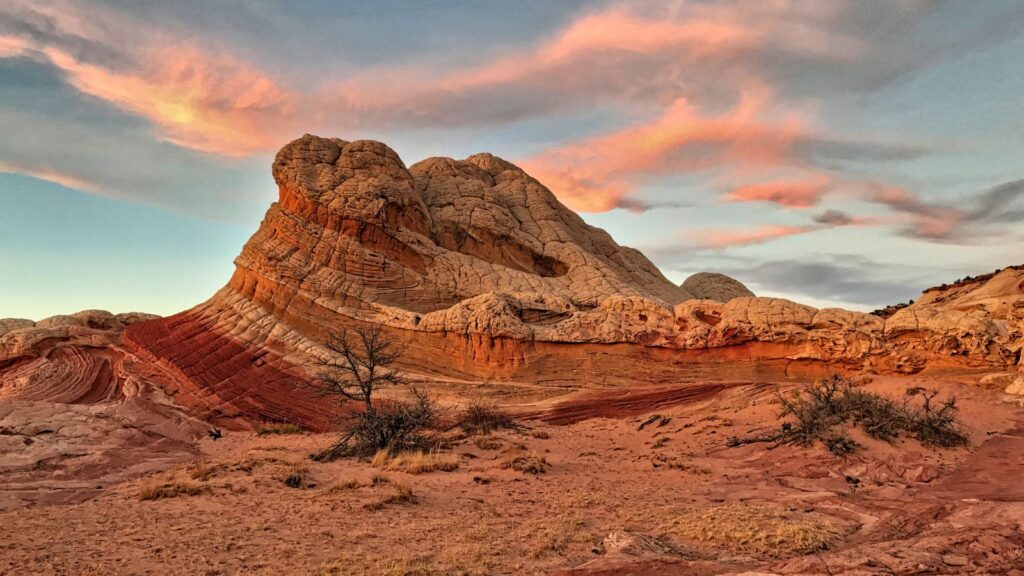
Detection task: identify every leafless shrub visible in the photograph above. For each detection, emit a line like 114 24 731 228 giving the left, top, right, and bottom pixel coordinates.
306 327 439 461
458 400 516 434
729 375 967 454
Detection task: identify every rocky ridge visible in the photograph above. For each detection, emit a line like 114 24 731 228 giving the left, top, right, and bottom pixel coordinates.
3 135 1023 429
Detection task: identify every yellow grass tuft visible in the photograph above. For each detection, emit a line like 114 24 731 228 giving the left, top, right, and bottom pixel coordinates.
187 460 217 481
364 481 417 511
498 449 549 474
330 478 363 492
665 503 837 557
372 450 460 474
256 423 304 436
473 436 503 451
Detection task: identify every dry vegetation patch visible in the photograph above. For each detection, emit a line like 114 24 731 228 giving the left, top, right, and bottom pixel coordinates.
256 423 304 436
138 480 206 501
364 482 417 511
372 449 460 474
459 401 516 434
187 459 218 481
730 375 968 454
665 503 837 557
473 436 503 450
499 449 549 474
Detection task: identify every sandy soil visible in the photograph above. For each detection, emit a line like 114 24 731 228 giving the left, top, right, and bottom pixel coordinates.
2 376 1023 575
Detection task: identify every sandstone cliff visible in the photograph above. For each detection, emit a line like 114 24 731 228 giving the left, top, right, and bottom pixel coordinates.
3 135 1022 428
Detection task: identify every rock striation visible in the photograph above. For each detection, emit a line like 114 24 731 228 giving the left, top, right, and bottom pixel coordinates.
4 135 1022 429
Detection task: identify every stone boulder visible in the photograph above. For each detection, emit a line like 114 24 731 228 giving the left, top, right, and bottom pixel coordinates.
681 272 754 302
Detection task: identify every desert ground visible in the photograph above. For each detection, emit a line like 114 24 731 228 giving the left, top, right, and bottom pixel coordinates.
3 374 1023 576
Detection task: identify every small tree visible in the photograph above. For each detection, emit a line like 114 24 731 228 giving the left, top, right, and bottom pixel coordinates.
310 326 435 460
313 326 405 413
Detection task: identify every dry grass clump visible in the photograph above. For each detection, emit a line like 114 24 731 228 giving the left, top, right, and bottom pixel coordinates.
522 517 591 558
364 482 417 511
315 553 487 576
187 460 218 481
498 449 549 474
256 423 304 436
473 436 503 451
459 401 516 434
666 503 836 557
138 480 205 501
372 450 460 474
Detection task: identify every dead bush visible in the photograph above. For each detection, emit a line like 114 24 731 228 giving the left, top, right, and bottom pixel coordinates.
459 400 516 434
306 327 441 461
903 387 968 447
730 375 967 454
313 389 439 461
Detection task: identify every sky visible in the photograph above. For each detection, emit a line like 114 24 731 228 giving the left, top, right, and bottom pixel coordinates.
1 0 1023 320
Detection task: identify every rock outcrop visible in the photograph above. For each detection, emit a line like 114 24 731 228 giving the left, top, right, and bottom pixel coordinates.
681 272 754 302
4 135 1022 429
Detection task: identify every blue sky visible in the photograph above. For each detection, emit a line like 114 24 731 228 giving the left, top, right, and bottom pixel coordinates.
1 0 1023 319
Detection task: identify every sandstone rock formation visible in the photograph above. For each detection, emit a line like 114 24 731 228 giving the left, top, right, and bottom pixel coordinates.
120 135 1024 427
4 135 1022 430
681 272 754 302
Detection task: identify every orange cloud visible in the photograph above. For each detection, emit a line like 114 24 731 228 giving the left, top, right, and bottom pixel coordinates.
519 86 807 212
689 225 820 249
36 45 298 156
439 10 755 92
724 176 830 208
0 36 28 58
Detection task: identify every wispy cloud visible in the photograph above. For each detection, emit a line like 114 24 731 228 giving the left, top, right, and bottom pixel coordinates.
687 224 820 250
723 175 830 208
0 159 103 194
518 86 807 211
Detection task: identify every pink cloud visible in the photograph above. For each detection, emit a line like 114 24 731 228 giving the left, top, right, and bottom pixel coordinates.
519 86 808 212
724 176 831 208
0 35 28 58
38 45 298 156
865 183 966 240
689 225 820 249
0 160 104 194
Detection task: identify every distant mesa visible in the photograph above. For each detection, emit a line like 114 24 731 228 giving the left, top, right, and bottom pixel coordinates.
681 272 754 302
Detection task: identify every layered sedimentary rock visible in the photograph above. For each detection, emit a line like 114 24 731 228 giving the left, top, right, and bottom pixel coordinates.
0 310 159 404
681 272 754 302
5 135 1021 428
